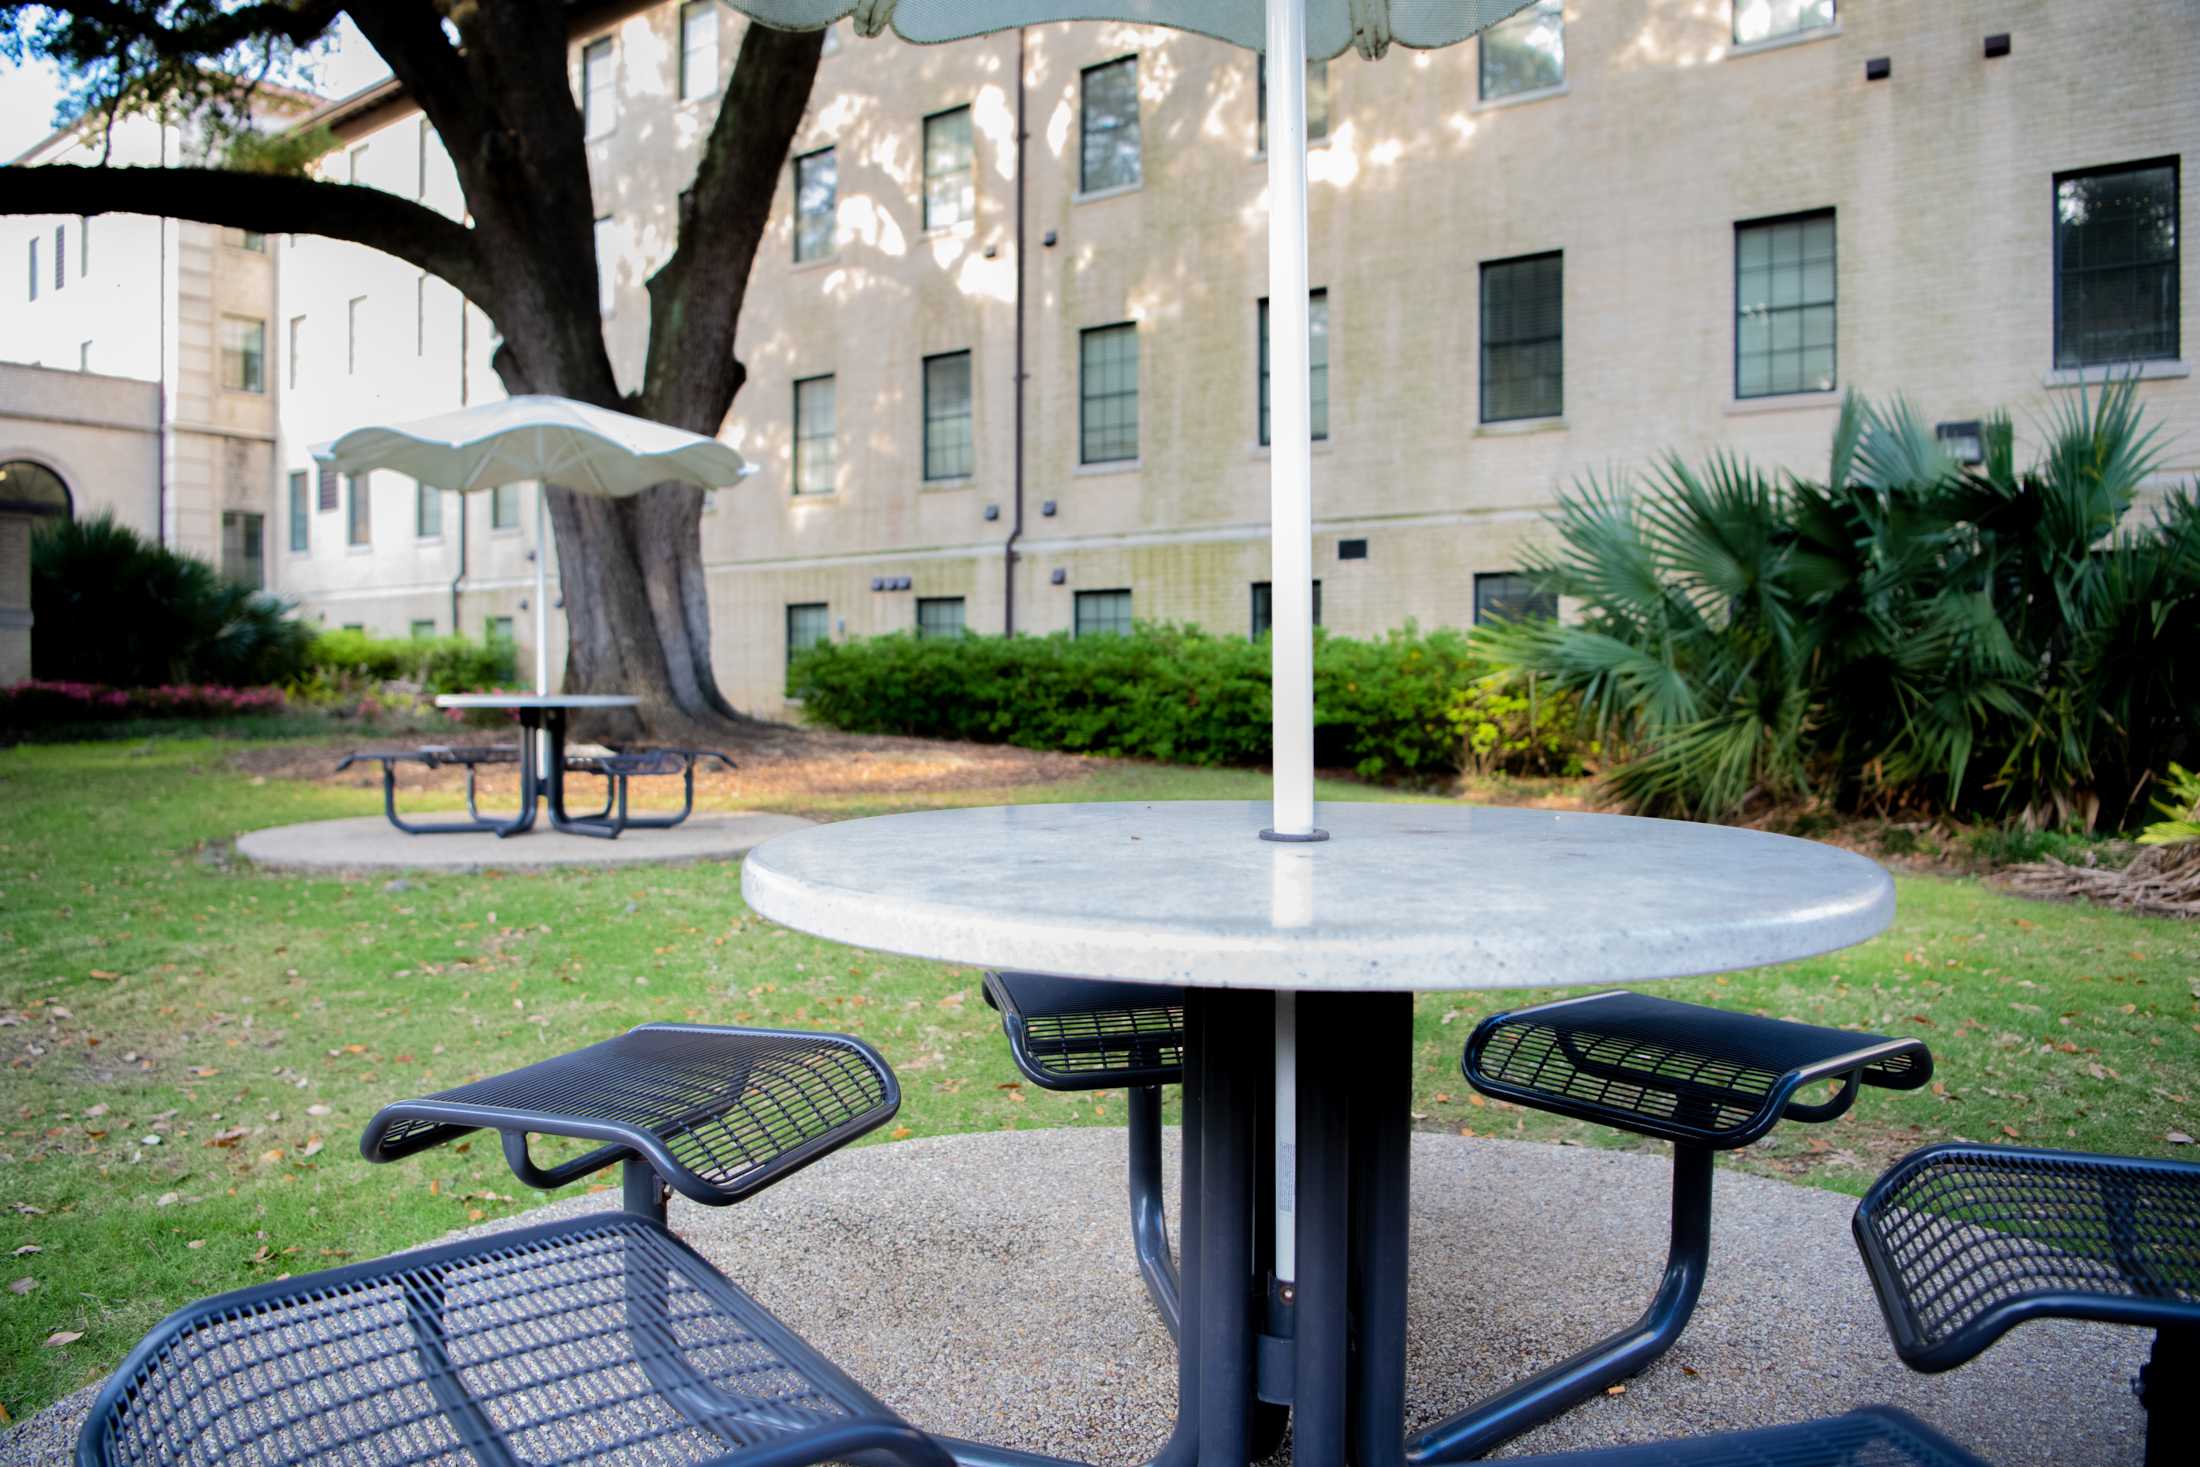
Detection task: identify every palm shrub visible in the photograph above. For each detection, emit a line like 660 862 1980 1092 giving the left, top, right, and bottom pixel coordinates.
29 512 313 687
1478 382 2198 827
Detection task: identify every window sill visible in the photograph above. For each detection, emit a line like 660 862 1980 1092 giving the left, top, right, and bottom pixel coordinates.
1726 24 1841 59
1250 138 1335 162
346 543 375 555
1725 390 1842 415
790 251 839 273
1073 182 1141 206
789 490 842 502
2042 359 2190 388
1249 440 1335 458
489 526 522 536
414 535 445 546
1075 458 1141 477
1475 415 1568 436
920 221 976 241
920 476 976 491
1473 81 1570 113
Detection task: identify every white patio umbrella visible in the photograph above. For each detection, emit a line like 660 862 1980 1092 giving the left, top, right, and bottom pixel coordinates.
722 1 1539 840
314 394 755 695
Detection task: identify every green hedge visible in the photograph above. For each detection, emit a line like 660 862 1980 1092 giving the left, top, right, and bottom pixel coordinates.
788 623 1591 780
299 628 516 697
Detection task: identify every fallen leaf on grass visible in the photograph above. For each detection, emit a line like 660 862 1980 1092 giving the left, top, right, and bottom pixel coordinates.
186 1240 205 1249
305 1105 330 1118
2169 1132 2194 1146
890 1126 912 1140
8 1278 36 1295
2001 1125 2021 1138
259 1149 285 1165
155 1192 180 1208
300 1140 324 1159
203 1127 247 1149
88 970 119 981
467 1209 485 1222
11 1245 39 1256
44 1331 82 1347
84 1104 108 1119
187 1067 219 1078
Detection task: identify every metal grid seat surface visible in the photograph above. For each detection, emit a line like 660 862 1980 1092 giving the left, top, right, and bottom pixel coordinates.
78 1214 947 1467
1501 1408 1987 1467
1464 991 1932 1149
362 1024 899 1206
1852 1142 2200 1371
982 971 1184 1091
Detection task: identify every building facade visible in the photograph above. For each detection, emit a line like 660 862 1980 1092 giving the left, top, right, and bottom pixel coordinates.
7 2 2195 716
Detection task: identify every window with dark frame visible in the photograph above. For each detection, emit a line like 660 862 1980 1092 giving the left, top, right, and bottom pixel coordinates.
53 225 64 288
416 480 442 538
923 351 974 481
582 38 616 139
1080 57 1141 194
1733 0 1835 46
1480 252 1562 422
1260 291 1330 446
347 295 366 373
317 465 339 512
288 471 309 552
220 512 264 589
1074 588 1134 638
785 602 830 689
794 374 838 494
346 473 372 547
917 597 967 639
1256 56 1331 153
1250 580 1322 640
679 1 719 101
923 106 975 230
794 147 837 261
2054 159 2179 370
1473 571 1557 626
491 483 519 530
488 616 515 646
1735 210 1835 398
1481 0 1565 101
25 237 35 301
288 314 304 388
411 619 437 640
220 316 267 394
1079 324 1139 464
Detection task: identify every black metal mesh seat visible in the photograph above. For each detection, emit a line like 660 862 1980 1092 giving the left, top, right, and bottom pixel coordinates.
1464 990 1933 1149
76 1212 951 1467
423 744 521 767
1500 1408 1987 1467
1853 1142 2200 1368
361 1024 899 1206
981 970 1185 1091
566 746 735 778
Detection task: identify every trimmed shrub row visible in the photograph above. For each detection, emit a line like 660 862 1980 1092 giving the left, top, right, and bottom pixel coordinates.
788 623 1591 780
299 628 517 698
0 681 287 728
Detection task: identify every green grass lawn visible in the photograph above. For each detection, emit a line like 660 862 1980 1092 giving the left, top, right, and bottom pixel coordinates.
0 735 2194 1425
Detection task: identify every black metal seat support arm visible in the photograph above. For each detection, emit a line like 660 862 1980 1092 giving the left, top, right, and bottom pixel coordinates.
1406 1144 1712 1464
1126 1084 1182 1339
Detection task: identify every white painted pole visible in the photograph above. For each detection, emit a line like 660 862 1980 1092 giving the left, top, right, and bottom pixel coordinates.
533 483 550 697
1265 0 1316 840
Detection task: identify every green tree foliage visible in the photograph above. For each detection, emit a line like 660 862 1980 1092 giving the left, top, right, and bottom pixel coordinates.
300 627 516 697
29 511 313 686
1478 383 2199 827
789 623 1590 780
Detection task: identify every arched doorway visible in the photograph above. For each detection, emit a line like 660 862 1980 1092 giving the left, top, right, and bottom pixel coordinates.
0 460 72 518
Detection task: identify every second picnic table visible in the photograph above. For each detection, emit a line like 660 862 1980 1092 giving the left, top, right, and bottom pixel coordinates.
433 692 639 837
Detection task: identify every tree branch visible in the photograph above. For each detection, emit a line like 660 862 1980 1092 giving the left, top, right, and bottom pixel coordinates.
639 21 824 432
20 0 345 58
0 163 492 307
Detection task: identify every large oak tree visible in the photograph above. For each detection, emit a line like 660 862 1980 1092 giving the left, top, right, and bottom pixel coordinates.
2 0 825 733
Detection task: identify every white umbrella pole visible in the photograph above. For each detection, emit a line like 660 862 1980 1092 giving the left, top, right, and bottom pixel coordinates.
534 483 550 777
1265 0 1317 842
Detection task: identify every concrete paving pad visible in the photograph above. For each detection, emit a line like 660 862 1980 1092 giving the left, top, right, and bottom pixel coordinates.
234 812 813 874
5 1131 2142 1466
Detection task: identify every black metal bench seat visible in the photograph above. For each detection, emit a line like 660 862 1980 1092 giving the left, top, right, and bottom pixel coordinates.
76 1212 951 1467
560 746 734 838
1854 1142 2200 1464
336 744 528 836
1410 990 1936 1464
1500 1407 1987 1467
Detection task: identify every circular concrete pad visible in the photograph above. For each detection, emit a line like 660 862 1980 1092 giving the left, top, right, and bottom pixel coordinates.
235 812 812 874
1 1130 2139 1466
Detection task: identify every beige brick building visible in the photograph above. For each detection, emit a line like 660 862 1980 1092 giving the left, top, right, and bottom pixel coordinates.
8 3 2194 716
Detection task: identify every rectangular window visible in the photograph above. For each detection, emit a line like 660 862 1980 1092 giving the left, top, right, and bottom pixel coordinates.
2054 159 2179 369
1735 211 1835 398
1480 252 1563 422
923 351 975 480
78 341 91 372
794 148 836 262
1481 0 1564 99
78 216 88 277
1079 323 1139 464
582 38 616 139
786 603 831 682
220 512 264 590
53 225 64 288
1474 571 1558 626
1080 57 1141 193
417 117 430 197
317 465 339 512
491 482 520 530
917 597 967 639
923 106 975 230
1733 1 1835 46
288 314 304 388
288 471 309 552
410 619 437 640
416 480 443 538
679 1 719 101
488 615 515 645
347 473 372 546
347 295 366 373
594 216 617 316
1074 588 1134 639
1256 56 1331 154
28 236 39 300
1259 290 1330 446
1250 580 1322 640
220 315 267 394
239 230 267 253
348 145 366 184
794 374 838 494
415 274 428 354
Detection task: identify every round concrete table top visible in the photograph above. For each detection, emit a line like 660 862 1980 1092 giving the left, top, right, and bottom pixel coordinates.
740 801 1895 990
433 693 640 709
